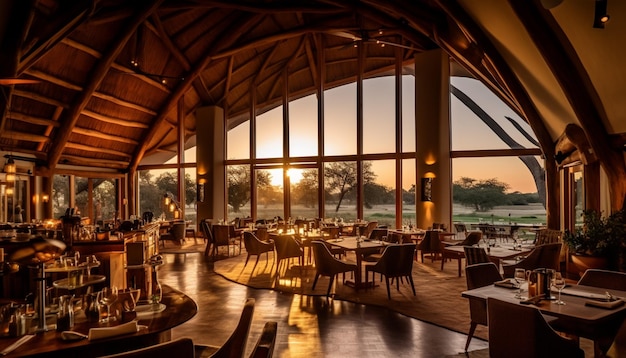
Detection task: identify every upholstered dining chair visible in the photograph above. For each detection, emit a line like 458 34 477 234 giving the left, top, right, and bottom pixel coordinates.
273 234 304 274
212 224 239 258
311 241 357 298
578 269 626 291
249 321 278 358
365 243 416 299
502 242 562 277
463 246 490 266
361 228 389 262
201 219 214 257
243 231 275 270
416 230 443 262
464 262 502 351
487 297 584 358
102 338 195 358
195 298 255 358
159 221 186 248
454 223 468 239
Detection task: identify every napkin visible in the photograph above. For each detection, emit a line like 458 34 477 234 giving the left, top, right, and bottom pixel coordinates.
585 299 625 310
88 320 138 341
494 279 518 289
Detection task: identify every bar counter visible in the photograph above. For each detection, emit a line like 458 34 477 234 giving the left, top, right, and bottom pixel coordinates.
1 284 197 357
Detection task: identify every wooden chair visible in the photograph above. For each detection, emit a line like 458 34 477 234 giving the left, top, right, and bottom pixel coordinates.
249 321 278 358
273 234 304 274
102 338 194 358
365 243 416 299
502 242 562 277
440 232 484 274
487 297 584 358
201 219 214 257
243 231 275 270
464 262 502 351
311 241 357 297
463 246 490 266
195 298 255 358
159 221 186 247
454 223 468 239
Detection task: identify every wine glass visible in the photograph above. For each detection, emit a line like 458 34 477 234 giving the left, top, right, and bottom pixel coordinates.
98 286 119 323
552 272 566 305
514 268 526 299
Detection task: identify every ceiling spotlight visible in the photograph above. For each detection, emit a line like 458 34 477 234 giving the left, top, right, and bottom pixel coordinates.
593 0 610 28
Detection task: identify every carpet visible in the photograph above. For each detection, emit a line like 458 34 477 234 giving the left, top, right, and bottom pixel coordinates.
213 249 489 341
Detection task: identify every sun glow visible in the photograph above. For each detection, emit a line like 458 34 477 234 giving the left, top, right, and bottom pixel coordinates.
286 169 303 184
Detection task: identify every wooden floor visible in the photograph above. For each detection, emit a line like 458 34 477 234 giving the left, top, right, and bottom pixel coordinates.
158 251 488 357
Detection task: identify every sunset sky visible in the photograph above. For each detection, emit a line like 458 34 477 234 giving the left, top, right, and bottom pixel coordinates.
225 76 541 194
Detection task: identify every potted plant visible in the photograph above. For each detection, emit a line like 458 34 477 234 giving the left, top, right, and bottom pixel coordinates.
563 209 625 275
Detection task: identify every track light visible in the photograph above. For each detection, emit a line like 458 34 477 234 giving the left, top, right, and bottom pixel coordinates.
594 0 610 29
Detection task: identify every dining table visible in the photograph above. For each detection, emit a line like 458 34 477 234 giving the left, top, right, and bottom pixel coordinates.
0 284 197 357
442 244 534 276
462 282 626 357
326 236 388 289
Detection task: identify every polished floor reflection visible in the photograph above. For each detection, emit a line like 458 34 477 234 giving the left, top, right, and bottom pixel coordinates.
158 252 488 357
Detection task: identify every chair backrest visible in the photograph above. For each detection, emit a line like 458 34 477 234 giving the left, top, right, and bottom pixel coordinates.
249 321 278 358
373 243 416 277
417 231 442 252
368 228 388 241
212 298 256 358
362 221 378 237
273 235 302 260
311 241 345 276
243 231 261 253
170 222 187 240
534 229 563 245
213 225 232 245
531 242 562 271
578 269 626 291
201 219 214 243
465 262 502 290
255 226 269 242
323 226 340 240
101 338 194 358
487 297 584 358
454 223 467 234
463 246 490 266
459 231 482 247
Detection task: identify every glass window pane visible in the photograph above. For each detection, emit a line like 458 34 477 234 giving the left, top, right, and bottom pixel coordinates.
289 95 318 157
402 159 416 229
324 84 356 156
363 160 395 227
452 157 546 227
228 121 250 160
140 169 167 221
324 161 357 221
451 77 539 151
256 168 283 220
402 73 416 153
183 167 197 226
289 168 318 219
363 77 395 154
256 107 283 159
227 165 252 219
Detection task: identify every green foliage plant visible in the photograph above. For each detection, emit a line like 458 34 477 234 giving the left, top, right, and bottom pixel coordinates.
563 209 625 257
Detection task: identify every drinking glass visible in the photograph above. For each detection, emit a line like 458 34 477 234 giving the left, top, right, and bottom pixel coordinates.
552 272 566 305
98 286 119 323
514 268 526 299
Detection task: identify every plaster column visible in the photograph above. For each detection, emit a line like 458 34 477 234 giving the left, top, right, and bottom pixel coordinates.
415 49 452 230
196 106 226 221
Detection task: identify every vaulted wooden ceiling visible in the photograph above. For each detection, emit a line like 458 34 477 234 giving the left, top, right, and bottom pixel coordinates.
0 0 624 207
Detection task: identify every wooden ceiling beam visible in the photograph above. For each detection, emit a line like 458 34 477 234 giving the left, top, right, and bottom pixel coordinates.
46 0 164 173
82 110 149 129
12 89 68 108
91 93 157 116
65 142 131 159
305 34 319 90
1 130 49 143
8 111 59 127
73 127 138 145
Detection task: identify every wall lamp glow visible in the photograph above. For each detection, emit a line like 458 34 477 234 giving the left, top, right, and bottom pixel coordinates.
42 194 49 203
197 179 205 202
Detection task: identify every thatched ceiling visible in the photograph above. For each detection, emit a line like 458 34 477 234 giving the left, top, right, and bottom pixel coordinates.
0 0 624 180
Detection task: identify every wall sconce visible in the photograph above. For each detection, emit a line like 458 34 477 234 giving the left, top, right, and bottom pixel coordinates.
42 194 49 203
174 209 181 219
4 157 15 175
6 187 13 196
197 180 205 202
421 177 433 202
